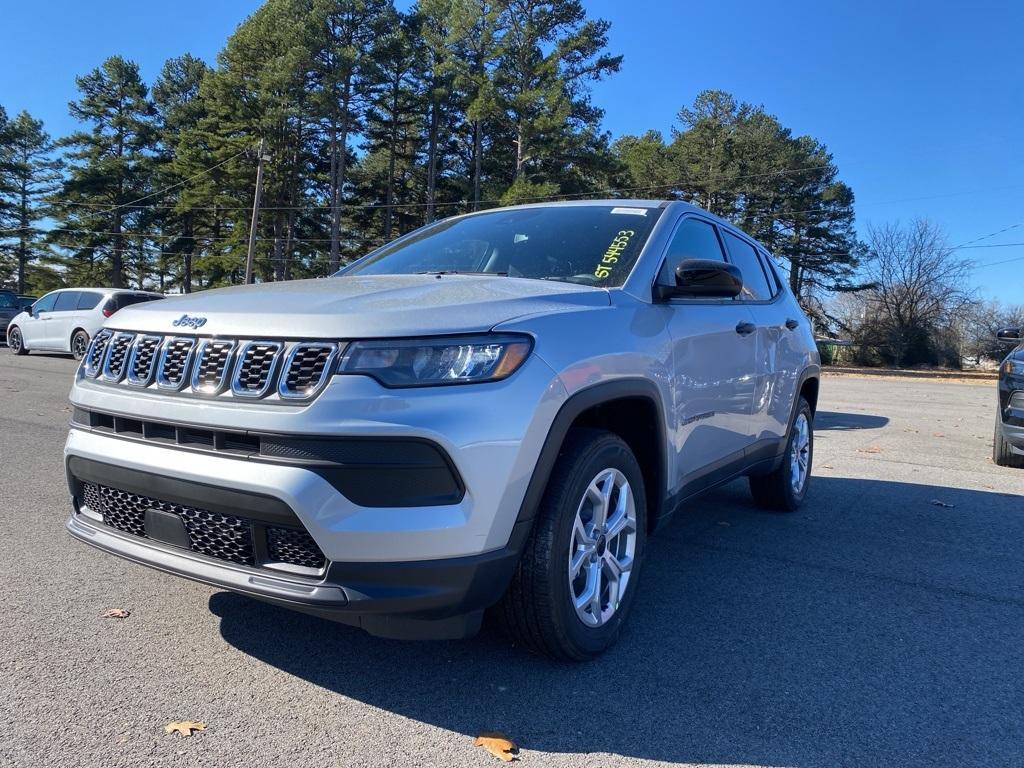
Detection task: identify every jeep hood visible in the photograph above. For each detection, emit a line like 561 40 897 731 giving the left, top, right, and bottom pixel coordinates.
107 274 609 338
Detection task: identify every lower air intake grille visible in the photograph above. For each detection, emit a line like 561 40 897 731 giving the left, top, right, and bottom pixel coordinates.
267 526 327 570
79 481 326 571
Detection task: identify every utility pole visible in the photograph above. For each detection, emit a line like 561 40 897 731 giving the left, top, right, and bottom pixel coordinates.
244 138 268 285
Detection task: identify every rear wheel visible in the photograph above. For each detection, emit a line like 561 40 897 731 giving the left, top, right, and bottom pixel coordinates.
993 411 1024 468
749 397 813 511
71 329 90 361
8 326 27 355
497 429 647 661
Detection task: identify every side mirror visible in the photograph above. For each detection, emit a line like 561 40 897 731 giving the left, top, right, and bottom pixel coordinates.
996 327 1021 342
655 258 743 301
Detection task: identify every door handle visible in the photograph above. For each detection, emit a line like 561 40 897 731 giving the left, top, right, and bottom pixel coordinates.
735 321 756 336
785 318 799 330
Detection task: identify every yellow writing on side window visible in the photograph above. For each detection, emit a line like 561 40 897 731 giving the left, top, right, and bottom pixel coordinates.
594 230 636 279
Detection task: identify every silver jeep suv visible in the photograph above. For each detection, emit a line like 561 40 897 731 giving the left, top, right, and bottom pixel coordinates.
65 200 820 660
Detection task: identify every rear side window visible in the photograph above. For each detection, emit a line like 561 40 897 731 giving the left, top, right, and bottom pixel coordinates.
53 291 82 311
722 231 773 301
110 293 162 311
658 218 725 284
758 249 782 293
77 291 103 310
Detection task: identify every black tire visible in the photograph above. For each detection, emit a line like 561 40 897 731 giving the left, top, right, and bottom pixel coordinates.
993 411 1024 468
8 326 27 356
496 428 647 661
749 396 813 511
71 329 90 361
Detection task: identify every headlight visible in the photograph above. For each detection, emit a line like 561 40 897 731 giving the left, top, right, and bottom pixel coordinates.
337 334 532 387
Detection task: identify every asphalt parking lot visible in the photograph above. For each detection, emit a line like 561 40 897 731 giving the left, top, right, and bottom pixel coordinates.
1 354 1022 768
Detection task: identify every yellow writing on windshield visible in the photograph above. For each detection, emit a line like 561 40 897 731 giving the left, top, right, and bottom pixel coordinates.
594 230 635 279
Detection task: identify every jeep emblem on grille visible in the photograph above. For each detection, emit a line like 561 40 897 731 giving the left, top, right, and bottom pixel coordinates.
172 314 207 329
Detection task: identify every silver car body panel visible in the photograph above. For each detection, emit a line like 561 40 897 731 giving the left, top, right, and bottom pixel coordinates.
64 199 819 621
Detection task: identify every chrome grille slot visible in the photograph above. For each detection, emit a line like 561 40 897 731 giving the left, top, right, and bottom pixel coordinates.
231 341 283 398
127 335 162 386
156 337 196 390
83 329 113 378
191 340 236 395
101 332 135 381
279 343 337 399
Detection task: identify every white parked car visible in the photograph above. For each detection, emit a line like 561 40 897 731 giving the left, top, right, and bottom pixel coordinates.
6 288 164 360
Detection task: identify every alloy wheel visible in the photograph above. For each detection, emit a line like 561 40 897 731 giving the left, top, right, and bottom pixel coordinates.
568 467 638 627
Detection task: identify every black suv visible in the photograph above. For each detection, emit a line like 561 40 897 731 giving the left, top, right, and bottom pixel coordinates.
0 290 20 341
994 327 1024 468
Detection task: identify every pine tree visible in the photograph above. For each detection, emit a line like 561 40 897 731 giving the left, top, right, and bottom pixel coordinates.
152 54 211 292
51 56 156 288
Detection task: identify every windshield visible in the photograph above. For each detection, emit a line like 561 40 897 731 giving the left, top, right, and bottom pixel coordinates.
340 205 662 287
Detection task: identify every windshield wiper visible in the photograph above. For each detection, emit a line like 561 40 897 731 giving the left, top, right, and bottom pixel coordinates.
416 270 509 276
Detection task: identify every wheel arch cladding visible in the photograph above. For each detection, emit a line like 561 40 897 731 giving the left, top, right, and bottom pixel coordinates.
516 379 668 534
799 372 820 415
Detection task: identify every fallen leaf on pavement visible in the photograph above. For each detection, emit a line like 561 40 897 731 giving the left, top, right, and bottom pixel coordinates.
821 464 834 469
857 446 882 454
930 499 955 508
474 733 517 762
102 608 130 619
164 721 206 737
933 433 945 438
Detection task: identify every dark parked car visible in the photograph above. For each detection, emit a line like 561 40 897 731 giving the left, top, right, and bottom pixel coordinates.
0 290 21 340
994 327 1024 468
18 295 37 311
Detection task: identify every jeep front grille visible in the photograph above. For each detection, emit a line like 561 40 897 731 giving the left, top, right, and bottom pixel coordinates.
102 332 135 381
157 338 196 389
279 343 338 398
192 340 235 394
232 341 282 397
83 329 113 377
83 332 342 403
127 335 161 385
80 480 326 571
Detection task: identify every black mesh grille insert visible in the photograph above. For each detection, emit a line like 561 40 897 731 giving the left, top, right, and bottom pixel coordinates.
267 526 327 569
283 345 334 396
193 341 234 391
85 330 112 375
158 338 195 387
79 481 326 571
104 334 135 379
235 343 280 393
128 336 161 384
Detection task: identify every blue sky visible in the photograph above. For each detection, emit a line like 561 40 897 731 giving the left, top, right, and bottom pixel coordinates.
1 0 1022 302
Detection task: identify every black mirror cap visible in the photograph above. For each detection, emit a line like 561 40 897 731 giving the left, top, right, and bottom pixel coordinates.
996 327 1022 342
655 258 743 301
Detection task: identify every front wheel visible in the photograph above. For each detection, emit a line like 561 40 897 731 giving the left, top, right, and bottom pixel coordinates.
496 429 647 661
71 330 90 361
993 411 1024 468
749 397 813 511
8 326 27 355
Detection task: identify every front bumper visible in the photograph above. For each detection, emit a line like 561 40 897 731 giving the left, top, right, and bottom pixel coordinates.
64 357 566 636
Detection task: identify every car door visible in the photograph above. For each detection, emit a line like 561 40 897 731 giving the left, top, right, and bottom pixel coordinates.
47 290 82 351
20 291 59 348
720 230 790 447
657 215 759 491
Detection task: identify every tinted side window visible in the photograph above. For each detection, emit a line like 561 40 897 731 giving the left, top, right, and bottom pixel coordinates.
722 231 772 301
658 218 725 284
113 293 162 310
0 293 16 309
33 292 59 313
53 291 82 311
757 249 781 295
77 291 103 310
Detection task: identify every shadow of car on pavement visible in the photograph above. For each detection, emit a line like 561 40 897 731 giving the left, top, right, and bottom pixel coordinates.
210 475 1024 767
